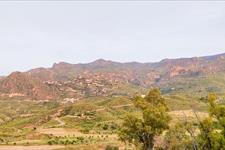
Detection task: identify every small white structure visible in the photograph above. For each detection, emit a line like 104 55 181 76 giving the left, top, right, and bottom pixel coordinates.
62 98 79 104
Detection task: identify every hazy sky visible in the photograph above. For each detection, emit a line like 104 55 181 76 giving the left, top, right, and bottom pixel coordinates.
0 1 225 75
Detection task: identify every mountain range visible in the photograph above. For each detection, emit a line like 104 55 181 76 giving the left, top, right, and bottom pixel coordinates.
1 53 225 100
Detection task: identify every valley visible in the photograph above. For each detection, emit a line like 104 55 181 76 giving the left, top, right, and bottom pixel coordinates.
0 53 225 149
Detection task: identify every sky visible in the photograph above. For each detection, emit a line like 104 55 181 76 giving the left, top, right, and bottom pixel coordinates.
0 1 225 75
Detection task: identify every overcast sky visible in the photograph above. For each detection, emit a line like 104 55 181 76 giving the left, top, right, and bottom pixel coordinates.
0 1 225 75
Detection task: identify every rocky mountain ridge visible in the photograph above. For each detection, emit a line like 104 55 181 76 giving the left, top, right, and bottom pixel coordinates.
0 53 225 100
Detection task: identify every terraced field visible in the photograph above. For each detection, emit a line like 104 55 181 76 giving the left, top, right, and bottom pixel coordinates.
0 93 211 150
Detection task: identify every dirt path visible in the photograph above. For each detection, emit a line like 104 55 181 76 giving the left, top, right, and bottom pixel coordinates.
54 117 65 127
95 108 106 112
111 104 133 108
0 145 64 150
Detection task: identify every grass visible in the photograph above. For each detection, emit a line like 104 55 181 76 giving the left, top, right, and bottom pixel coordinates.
161 74 225 97
165 94 208 111
43 119 61 128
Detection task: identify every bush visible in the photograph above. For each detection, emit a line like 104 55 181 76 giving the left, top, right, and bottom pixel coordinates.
110 123 118 130
48 141 53 145
105 145 119 150
102 124 109 130
80 128 90 134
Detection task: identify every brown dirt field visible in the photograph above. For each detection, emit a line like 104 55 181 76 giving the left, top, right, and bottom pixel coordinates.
0 145 64 150
169 109 209 122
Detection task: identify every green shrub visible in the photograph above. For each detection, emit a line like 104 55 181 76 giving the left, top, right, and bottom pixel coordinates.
105 145 119 150
80 128 90 134
102 124 109 130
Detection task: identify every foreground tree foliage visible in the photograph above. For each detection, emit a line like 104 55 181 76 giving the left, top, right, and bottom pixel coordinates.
118 88 171 150
166 93 225 150
118 90 225 150
197 93 225 150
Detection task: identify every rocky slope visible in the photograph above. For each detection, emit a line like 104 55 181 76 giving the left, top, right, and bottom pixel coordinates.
0 72 58 99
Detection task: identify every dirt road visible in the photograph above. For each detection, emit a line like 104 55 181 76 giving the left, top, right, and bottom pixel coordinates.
0 145 64 150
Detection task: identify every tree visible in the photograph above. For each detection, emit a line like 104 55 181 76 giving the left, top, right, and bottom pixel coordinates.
197 93 225 150
118 88 171 150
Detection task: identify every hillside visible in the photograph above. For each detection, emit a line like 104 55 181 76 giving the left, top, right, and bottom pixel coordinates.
0 53 225 100
0 72 58 100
